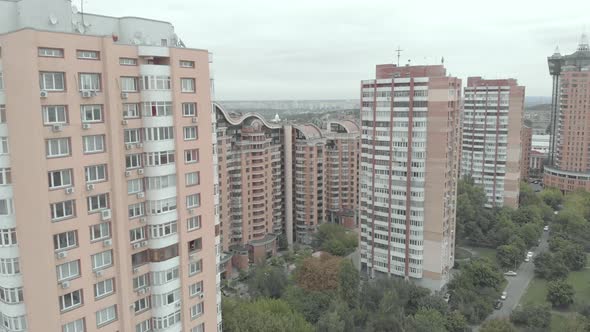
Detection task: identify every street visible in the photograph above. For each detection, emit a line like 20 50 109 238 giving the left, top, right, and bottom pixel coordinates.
485 230 550 321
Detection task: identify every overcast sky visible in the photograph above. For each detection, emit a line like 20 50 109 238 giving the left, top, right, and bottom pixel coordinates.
87 0 590 100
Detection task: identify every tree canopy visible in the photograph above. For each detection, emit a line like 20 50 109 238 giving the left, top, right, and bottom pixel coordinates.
313 223 358 256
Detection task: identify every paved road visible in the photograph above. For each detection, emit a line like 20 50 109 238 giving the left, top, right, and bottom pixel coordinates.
485 230 550 320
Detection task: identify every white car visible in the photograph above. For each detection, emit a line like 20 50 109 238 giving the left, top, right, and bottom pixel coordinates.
527 251 534 257
525 257 530 262
504 271 517 276
501 291 507 300
544 225 550 231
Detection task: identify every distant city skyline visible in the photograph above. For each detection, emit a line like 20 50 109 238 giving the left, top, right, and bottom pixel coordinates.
85 0 590 100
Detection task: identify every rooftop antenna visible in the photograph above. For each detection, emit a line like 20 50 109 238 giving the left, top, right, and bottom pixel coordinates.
395 46 403 66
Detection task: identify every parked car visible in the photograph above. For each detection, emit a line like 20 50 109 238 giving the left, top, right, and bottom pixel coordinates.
443 293 450 303
501 291 507 300
525 257 530 262
527 251 534 257
504 271 517 276
494 300 503 309
544 225 550 231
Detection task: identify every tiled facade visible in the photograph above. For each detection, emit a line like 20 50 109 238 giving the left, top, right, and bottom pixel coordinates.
359 64 461 290
460 77 525 208
0 1 220 331
521 125 532 181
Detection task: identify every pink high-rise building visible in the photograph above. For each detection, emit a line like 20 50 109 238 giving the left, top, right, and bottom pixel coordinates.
0 0 221 331
360 64 461 290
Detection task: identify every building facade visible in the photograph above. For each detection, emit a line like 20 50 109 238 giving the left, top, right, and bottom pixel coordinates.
460 77 525 208
360 64 461 290
544 34 590 192
521 126 532 181
0 0 220 331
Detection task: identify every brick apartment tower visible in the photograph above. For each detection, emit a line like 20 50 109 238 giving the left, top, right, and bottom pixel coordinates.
460 77 525 208
0 0 221 331
521 125 532 181
544 34 590 192
359 64 461 290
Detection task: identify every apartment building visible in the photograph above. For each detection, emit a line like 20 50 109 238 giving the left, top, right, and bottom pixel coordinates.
460 77 525 208
215 104 285 269
521 125 532 181
360 64 461 290
544 34 590 191
0 0 220 331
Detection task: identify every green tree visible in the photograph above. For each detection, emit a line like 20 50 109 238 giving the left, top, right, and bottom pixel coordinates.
247 264 288 299
496 244 522 269
510 304 551 330
313 223 358 256
316 310 345 332
295 254 342 292
337 259 359 308
534 252 569 280
561 314 590 332
547 279 575 308
222 297 314 332
551 238 588 271
412 308 448 332
282 286 332 324
480 319 517 332
539 187 563 210
445 310 470 332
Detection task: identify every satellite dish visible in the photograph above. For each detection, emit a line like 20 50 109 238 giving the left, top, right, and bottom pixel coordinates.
72 5 78 14
49 14 58 25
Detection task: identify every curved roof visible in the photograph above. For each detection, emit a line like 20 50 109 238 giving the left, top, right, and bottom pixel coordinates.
293 124 323 139
331 119 360 133
214 102 282 129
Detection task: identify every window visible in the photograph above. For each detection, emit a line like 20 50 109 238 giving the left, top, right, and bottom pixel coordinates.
128 203 145 219
87 193 109 212
96 305 117 327
189 259 202 276
119 58 137 66
126 154 142 169
0 73 2 90
94 278 114 299
91 250 113 270
152 288 180 306
129 227 146 243
133 274 149 290
0 199 13 216
191 323 205 332
131 250 148 269
185 172 200 186
184 149 199 163
189 281 203 297
42 105 68 125
40 72 65 91
183 127 198 140
123 103 140 119
136 320 151 332
180 60 195 68
79 73 101 91
50 200 75 221
186 194 201 208
0 228 16 247
143 127 174 141
0 137 7 155
83 135 105 153
190 302 204 319
142 102 172 117
141 76 171 90
124 129 141 144
62 318 85 332
38 47 64 57
134 297 150 314
187 216 201 231
145 175 176 190
151 267 179 286
0 105 5 123
90 223 110 242
182 103 196 117
0 314 26 331
127 179 143 194
56 260 80 282
0 168 10 186
85 164 107 183
148 197 177 215
188 238 202 252
77 50 99 60
121 77 139 92
48 169 72 189
0 286 23 304
53 231 76 251
144 150 175 166
0 258 20 276
59 289 83 312
46 138 70 158
181 78 195 92
81 104 103 123
152 310 181 330
149 221 177 238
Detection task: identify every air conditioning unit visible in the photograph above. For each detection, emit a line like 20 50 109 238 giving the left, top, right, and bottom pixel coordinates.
132 267 139 274
101 209 112 221
52 124 64 132
121 120 128 125
40 90 49 98
139 217 147 224
103 239 112 247
82 123 91 130
86 183 95 191
121 92 129 99
136 192 145 198
192 117 198 123
137 288 146 295
125 144 132 150
94 270 103 277
199 293 205 299
125 170 131 177
137 168 144 175
56 251 68 259
140 241 148 247
132 242 141 249
81 90 93 98
65 187 74 195
60 281 71 289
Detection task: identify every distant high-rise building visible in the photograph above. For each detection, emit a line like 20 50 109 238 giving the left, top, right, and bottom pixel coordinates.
460 77 525 208
0 0 220 331
545 34 590 192
522 125 532 181
360 64 461 290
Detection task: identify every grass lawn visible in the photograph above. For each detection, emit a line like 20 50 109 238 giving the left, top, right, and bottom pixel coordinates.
454 247 473 260
550 313 568 332
520 277 549 306
462 246 499 266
